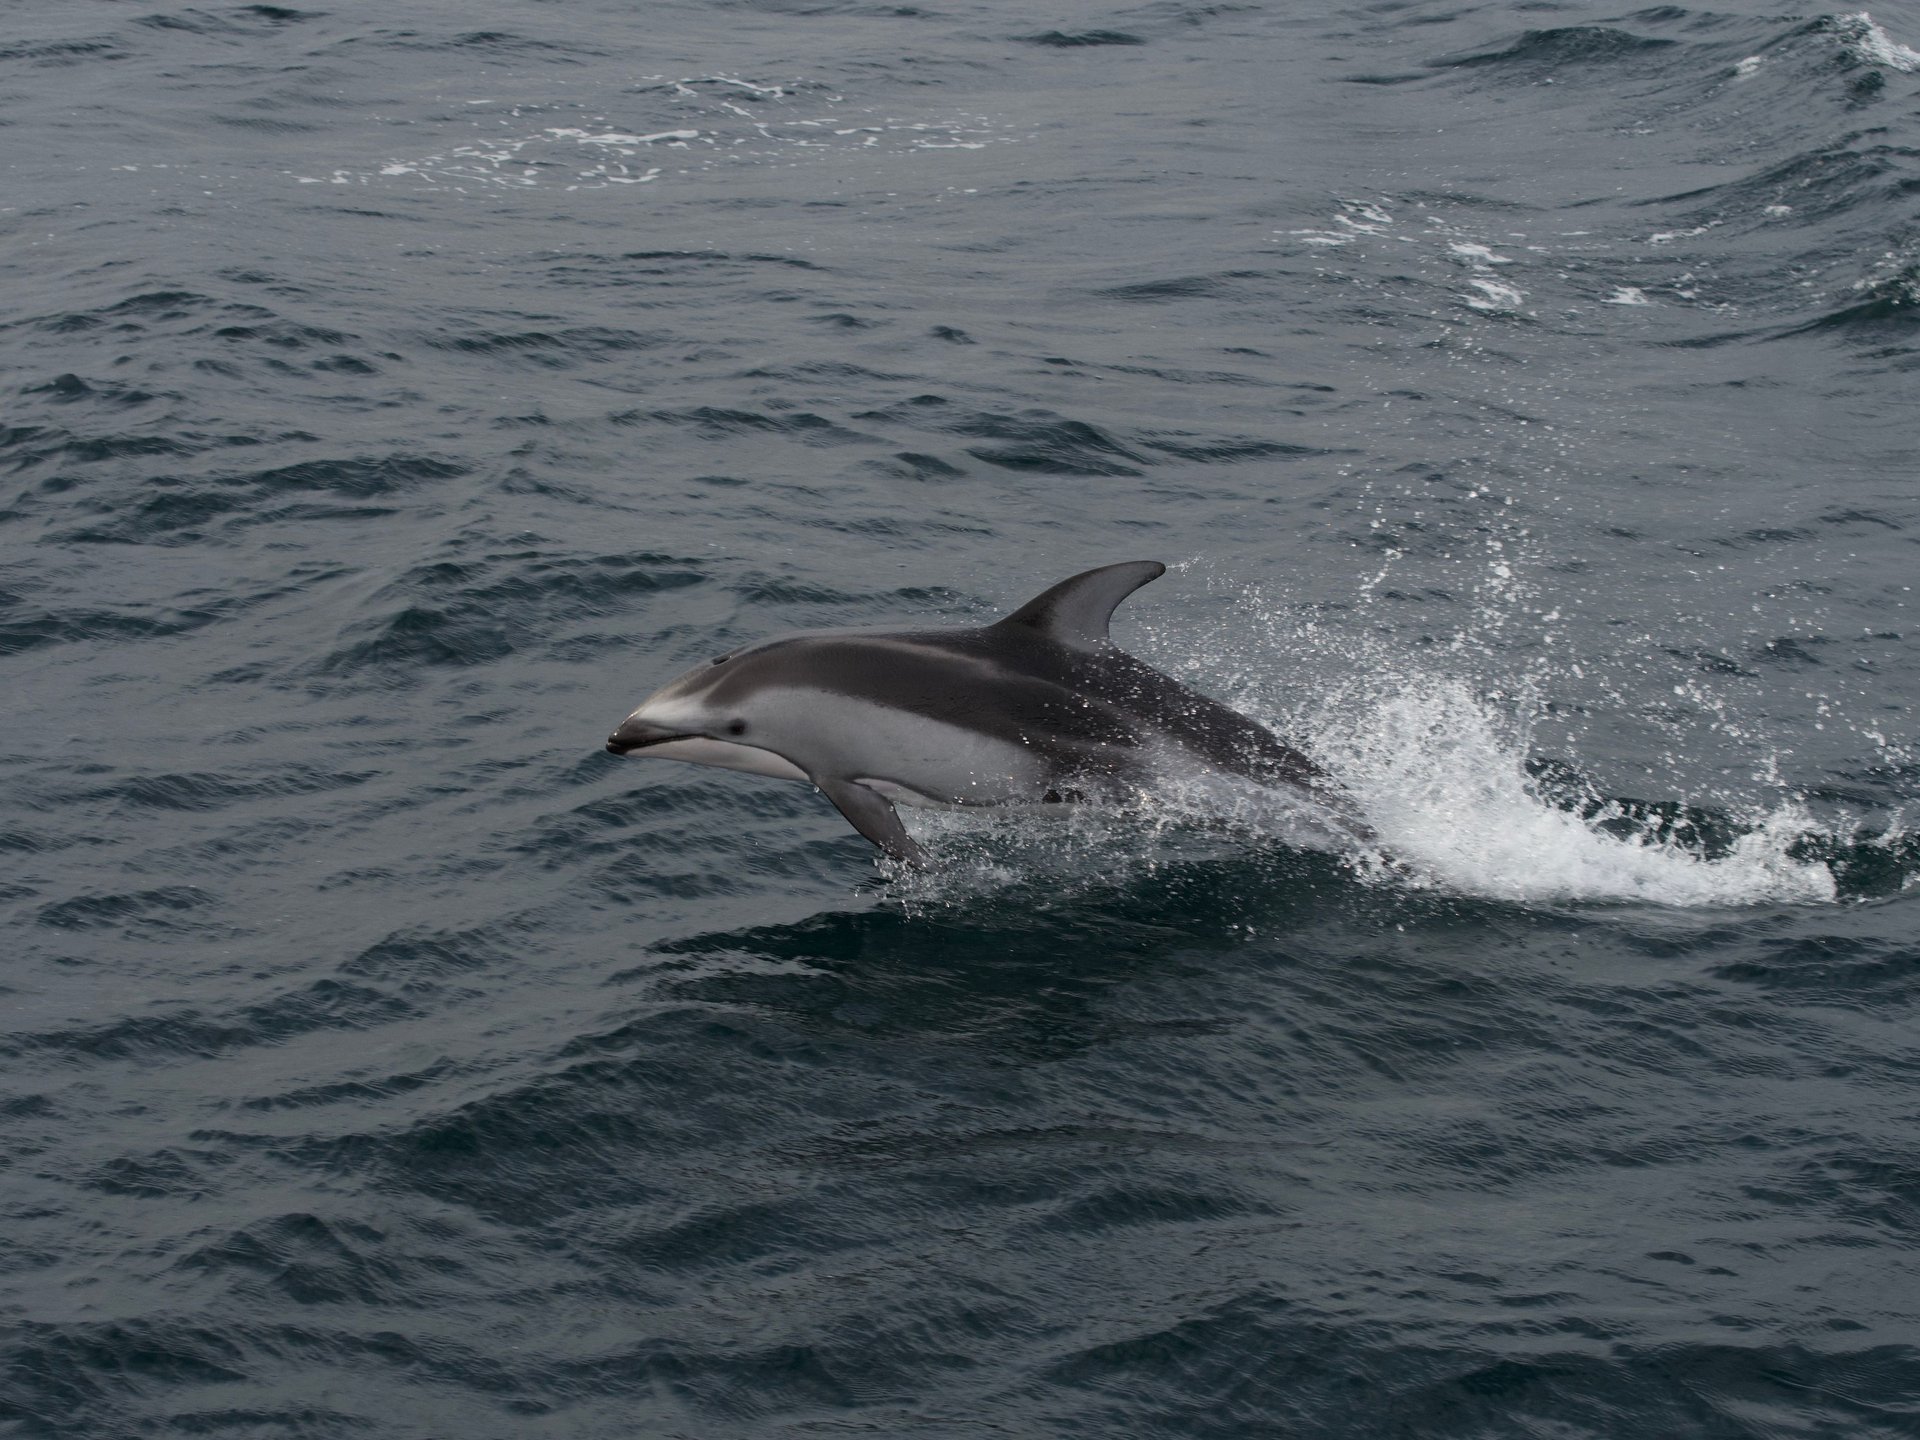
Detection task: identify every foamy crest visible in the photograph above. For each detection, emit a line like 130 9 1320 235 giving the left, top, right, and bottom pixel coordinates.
1832 12 1920 72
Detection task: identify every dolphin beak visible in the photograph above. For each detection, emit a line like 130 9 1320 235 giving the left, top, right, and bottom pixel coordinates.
606 717 690 755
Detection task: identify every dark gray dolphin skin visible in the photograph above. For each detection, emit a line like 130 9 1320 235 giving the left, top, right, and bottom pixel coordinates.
605 561 1330 865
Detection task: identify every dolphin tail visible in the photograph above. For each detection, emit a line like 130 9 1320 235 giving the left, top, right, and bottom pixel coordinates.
814 775 929 866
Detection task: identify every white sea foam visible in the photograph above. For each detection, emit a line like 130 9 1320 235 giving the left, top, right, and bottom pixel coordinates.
294 78 1024 192
1833 12 1920 71
1465 278 1525 311
1297 680 1836 906
546 128 700 147
1647 222 1719 245
1448 235 1526 312
1276 195 1755 323
1282 198 1396 248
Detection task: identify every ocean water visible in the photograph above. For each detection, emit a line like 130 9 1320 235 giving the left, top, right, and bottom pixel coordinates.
3 1 1919 1435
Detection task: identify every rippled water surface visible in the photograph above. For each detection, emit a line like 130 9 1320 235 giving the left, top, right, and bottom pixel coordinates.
5 2 1920 1436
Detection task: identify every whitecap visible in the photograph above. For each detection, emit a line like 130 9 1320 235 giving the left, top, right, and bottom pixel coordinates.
1833 11 1920 72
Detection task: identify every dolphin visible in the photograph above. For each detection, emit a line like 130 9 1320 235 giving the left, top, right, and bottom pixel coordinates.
605 561 1337 865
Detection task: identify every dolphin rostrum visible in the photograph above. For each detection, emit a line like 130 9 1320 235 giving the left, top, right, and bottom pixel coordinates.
605 561 1335 865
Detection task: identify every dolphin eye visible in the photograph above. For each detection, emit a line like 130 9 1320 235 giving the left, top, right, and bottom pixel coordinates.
726 720 748 736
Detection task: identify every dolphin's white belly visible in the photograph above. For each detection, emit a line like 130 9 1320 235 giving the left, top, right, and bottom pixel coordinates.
625 693 1056 804
775 688 1053 805
637 736 808 782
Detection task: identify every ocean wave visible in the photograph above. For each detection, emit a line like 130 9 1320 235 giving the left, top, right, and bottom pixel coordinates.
1434 24 1677 75
1021 30 1147 49
320 550 706 676
12 979 416 1061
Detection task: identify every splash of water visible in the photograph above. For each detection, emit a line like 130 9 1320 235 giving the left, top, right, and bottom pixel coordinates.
1300 679 1837 906
1211 557 1861 907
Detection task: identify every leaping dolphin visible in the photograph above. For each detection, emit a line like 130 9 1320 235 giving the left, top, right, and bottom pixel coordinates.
605 561 1338 865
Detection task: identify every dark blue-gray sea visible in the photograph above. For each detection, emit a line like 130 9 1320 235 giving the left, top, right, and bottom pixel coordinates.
5 2 1920 1435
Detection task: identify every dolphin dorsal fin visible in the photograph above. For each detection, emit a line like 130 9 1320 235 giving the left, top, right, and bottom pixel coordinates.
991 561 1166 648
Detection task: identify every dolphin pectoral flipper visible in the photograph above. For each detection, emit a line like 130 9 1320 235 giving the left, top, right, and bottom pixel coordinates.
814 776 928 866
